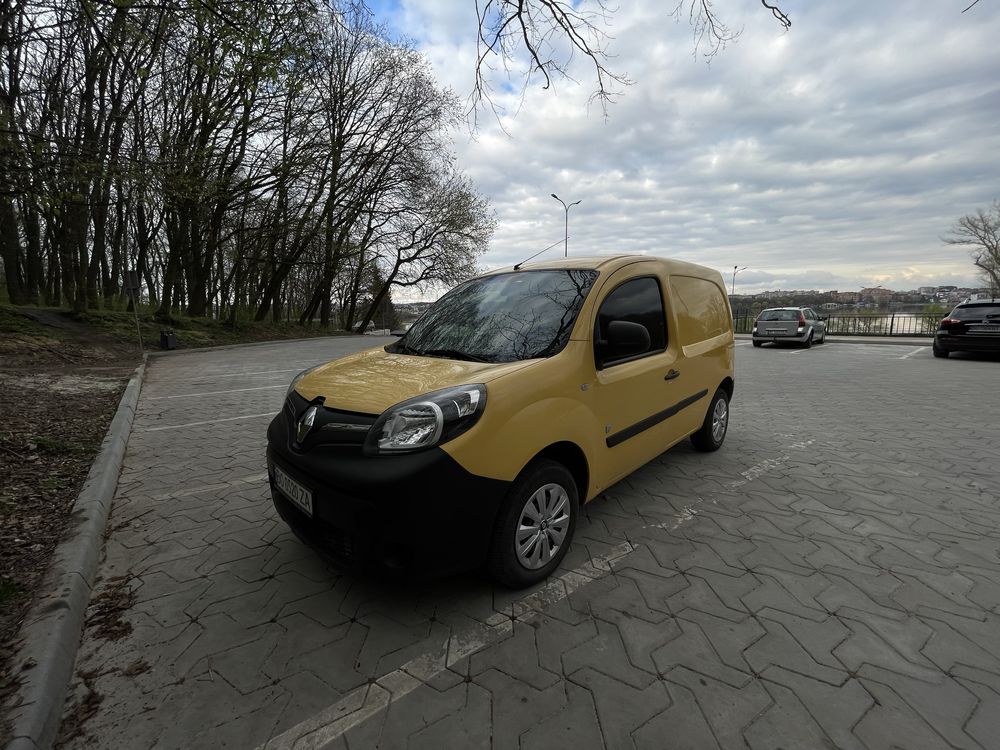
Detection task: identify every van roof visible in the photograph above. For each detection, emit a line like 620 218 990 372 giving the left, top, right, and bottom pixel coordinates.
486 254 718 277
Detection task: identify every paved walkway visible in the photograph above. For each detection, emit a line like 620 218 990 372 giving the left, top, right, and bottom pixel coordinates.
61 338 1000 749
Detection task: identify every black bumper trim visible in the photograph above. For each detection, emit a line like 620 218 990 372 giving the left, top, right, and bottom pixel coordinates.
606 389 709 448
267 408 510 578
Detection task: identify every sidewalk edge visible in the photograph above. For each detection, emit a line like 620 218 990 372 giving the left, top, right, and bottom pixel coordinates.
3 355 147 750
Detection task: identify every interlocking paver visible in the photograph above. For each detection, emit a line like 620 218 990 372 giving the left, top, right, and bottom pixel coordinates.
761 667 872 750
743 680 835 750
57 338 1000 749
667 668 772 749
472 669 567 749
631 680 720 749
518 682 604 750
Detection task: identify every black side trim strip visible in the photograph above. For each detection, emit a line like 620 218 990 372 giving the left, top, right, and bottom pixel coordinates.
606 389 709 448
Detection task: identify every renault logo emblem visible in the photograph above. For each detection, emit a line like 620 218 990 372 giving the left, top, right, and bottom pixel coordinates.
296 405 318 443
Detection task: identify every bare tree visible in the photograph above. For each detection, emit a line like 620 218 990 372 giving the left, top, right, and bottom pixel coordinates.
0 0 491 326
472 0 792 116
944 201 1000 295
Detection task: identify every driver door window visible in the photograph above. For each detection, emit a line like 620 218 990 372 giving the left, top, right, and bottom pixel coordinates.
595 277 667 367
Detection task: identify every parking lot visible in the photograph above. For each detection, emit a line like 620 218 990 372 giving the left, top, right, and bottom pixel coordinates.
62 336 1000 750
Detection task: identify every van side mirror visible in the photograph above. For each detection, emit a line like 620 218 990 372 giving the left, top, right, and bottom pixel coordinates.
598 320 651 365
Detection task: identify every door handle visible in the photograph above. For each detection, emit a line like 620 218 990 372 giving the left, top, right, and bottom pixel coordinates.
664 369 680 381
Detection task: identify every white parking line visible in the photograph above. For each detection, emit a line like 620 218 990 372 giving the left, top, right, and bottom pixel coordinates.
145 413 275 431
195 368 302 379
146 384 286 400
897 347 926 359
149 473 269 500
256 540 637 750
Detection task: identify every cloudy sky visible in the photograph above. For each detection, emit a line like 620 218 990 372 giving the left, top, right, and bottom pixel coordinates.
368 1 1000 297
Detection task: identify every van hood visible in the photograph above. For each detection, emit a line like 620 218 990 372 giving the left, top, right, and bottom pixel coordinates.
293 346 537 414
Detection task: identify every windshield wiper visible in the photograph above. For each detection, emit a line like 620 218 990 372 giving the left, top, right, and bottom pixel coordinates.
391 340 426 356
422 348 490 363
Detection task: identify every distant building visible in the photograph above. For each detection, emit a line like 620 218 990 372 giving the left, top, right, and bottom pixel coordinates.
860 286 892 302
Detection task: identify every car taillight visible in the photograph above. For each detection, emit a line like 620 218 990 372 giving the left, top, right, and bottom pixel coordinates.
798 314 806 326
753 319 759 327
940 317 961 325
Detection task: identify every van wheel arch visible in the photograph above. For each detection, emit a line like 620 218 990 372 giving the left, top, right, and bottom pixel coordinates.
529 441 590 502
719 376 735 401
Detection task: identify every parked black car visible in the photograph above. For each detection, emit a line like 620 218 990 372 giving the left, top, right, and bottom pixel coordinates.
933 300 1000 358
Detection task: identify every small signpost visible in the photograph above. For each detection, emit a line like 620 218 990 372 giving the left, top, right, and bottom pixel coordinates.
124 269 144 351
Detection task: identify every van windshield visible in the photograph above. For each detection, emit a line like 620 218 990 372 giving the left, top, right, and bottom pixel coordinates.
388 269 599 363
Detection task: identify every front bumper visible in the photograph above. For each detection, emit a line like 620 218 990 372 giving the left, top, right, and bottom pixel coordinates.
266 407 509 578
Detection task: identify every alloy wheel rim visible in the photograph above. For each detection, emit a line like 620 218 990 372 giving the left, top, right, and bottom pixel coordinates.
515 483 571 570
711 398 729 443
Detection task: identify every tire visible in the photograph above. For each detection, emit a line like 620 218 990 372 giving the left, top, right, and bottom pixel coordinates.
486 459 579 588
817 329 826 344
691 388 730 453
803 331 813 349
752 340 763 348
932 342 949 358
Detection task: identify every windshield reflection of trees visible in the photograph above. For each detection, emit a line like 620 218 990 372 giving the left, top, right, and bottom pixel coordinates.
399 270 598 362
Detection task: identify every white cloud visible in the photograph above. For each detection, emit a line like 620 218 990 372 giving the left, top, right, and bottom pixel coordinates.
381 0 1000 294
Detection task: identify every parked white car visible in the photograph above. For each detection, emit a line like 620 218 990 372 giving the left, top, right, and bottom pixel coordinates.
752 307 827 348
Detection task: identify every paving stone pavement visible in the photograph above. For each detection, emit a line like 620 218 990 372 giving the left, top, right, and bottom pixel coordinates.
58 339 1000 750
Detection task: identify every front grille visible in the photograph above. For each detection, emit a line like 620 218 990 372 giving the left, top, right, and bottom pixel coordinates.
286 392 376 448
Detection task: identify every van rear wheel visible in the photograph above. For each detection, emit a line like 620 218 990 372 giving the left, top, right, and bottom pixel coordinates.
691 388 729 452
487 459 578 588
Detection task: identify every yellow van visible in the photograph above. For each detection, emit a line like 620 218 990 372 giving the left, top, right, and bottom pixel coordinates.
267 255 735 587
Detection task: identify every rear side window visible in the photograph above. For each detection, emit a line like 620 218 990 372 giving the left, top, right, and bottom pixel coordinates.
759 310 800 321
952 304 1000 320
668 275 731 346
597 277 667 356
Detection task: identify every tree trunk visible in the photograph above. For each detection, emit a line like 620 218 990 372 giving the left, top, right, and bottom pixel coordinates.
0 197 28 304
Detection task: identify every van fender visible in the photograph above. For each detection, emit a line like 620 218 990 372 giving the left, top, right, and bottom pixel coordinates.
441 396 603 497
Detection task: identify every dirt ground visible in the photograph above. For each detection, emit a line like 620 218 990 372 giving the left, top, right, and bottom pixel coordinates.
0 308 140 731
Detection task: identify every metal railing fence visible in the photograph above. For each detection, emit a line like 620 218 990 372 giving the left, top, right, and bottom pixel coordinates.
732 310 942 337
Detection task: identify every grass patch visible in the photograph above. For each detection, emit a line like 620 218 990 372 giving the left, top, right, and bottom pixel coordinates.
35 436 91 455
0 307 69 346
1 303 359 352
0 578 20 608
71 307 354 350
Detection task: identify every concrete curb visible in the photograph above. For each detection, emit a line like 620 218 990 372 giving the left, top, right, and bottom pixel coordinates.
3 356 147 750
147 332 391 357
734 333 931 347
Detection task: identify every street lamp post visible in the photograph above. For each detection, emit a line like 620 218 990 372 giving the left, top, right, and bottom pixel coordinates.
732 265 747 296
551 193 581 257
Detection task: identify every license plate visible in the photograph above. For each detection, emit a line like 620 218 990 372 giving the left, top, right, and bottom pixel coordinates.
766 328 787 335
274 465 313 517
973 325 1000 332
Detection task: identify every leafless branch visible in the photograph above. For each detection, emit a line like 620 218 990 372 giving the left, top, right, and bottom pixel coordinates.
761 1 791 30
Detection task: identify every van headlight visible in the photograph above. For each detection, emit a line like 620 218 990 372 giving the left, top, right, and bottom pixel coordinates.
365 384 487 454
287 365 324 397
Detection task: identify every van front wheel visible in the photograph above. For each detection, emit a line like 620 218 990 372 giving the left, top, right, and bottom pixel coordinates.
487 459 578 588
691 389 729 452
